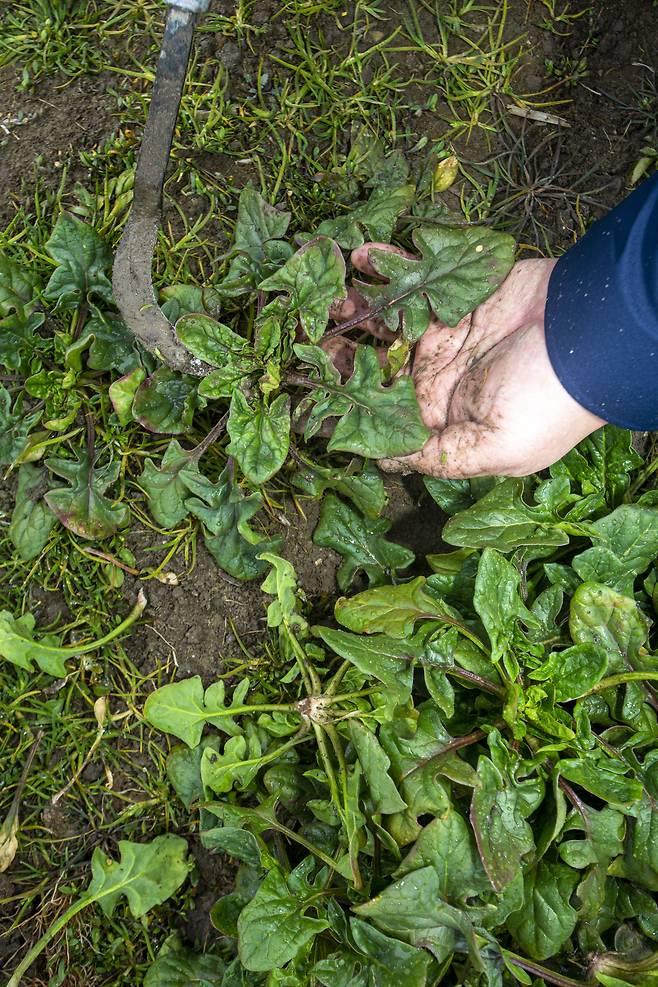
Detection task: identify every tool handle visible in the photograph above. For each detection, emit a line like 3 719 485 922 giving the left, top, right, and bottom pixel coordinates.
165 0 211 10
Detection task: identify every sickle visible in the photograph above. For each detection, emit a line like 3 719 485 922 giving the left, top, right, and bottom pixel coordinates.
112 0 212 376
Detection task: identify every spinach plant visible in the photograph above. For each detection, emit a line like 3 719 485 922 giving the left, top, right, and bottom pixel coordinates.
137 433 658 987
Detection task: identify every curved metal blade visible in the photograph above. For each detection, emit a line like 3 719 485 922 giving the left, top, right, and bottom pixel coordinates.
113 5 210 376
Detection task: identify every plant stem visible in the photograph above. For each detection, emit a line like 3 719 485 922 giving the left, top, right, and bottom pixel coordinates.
6 894 91 987
400 721 504 782
502 949 589 987
189 412 229 462
35 591 147 660
584 670 658 696
441 665 506 697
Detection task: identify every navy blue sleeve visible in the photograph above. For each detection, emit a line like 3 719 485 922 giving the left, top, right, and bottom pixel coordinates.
545 172 658 430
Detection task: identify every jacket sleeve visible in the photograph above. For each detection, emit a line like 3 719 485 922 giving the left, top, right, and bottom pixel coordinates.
545 171 658 430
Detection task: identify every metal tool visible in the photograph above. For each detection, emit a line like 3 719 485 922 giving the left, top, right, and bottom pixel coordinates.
113 0 211 376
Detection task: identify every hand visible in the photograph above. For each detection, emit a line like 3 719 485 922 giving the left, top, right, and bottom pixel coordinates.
328 247 606 478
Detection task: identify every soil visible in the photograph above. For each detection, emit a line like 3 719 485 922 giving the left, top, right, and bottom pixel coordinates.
1 0 658 967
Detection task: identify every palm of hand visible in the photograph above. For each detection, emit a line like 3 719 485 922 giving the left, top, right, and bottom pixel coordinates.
329 249 604 478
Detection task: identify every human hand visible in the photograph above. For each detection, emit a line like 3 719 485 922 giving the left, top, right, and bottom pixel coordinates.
328 248 605 478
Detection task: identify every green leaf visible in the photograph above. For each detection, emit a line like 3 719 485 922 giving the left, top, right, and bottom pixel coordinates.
0 386 41 466
86 834 189 918
556 758 643 809
260 553 308 635
0 310 45 372
529 643 609 701
259 236 346 342
569 582 649 666
132 368 199 434
473 549 538 664
506 860 578 961
45 447 129 540
226 390 290 485
572 504 658 595
145 934 225 987
394 806 485 903
139 440 199 529
313 626 416 703
313 493 414 590
307 184 415 249
8 464 57 561
44 214 113 310
314 919 432 987
357 224 515 341
550 425 642 508
292 459 386 518
334 576 441 638
143 675 251 748
355 865 475 964
609 793 658 890
177 315 258 399
166 738 220 809
470 755 535 891
220 187 292 295
201 731 263 795
109 368 146 426
0 610 67 677
348 721 407 814
0 253 40 321
558 806 625 869
237 865 330 971
77 312 142 373
296 344 430 458
182 464 282 580
424 476 473 515
442 478 570 551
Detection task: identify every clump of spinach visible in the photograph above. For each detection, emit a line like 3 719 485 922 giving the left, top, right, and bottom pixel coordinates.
131 431 658 987
0 141 513 584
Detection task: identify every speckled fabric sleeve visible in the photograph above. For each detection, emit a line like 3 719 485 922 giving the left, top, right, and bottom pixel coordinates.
545 171 658 429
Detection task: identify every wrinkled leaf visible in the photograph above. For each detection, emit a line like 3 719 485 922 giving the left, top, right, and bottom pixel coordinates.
145 934 225 987
357 224 515 340
8 464 57 561
140 440 199 529
313 493 414 590
306 184 415 249
292 459 386 518
45 214 113 309
220 187 292 295
226 390 290 485
45 447 129 540
529 643 609 701
132 367 198 434
506 861 578 961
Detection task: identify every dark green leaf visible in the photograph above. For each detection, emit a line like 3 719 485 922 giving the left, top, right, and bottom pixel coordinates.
314 918 432 987
470 755 535 891
145 934 225 987
237 865 330 971
473 549 538 664
0 253 40 320
424 476 473 515
557 759 643 809
314 626 417 702
220 187 292 295
313 493 414 590
77 312 142 373
182 464 282 580
572 504 658 596
609 794 658 890
8 464 57 561
0 310 45 372
226 390 290 485
357 224 515 341
0 386 41 466
167 738 220 809
45 447 129 540
306 184 415 249
550 426 642 508
348 721 407 814
139 440 199 529
132 368 199 434
177 314 258 399
44 214 113 309
394 806 485 902
506 860 578 961
292 459 386 518
259 237 346 342
334 576 441 638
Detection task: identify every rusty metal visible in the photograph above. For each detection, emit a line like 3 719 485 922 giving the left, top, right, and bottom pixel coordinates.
113 1 211 376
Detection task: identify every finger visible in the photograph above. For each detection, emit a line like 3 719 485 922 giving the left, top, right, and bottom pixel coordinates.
379 421 502 479
328 286 397 342
320 337 387 379
351 242 416 280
